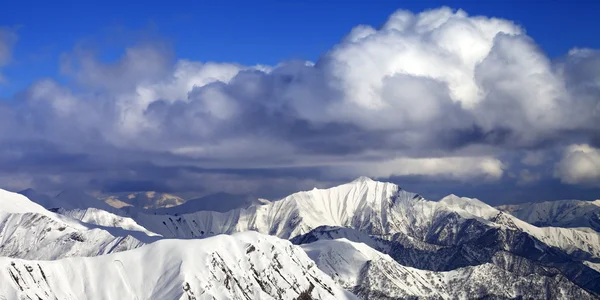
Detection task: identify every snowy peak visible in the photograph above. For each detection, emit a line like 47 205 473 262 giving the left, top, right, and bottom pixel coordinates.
439 194 499 219
351 176 375 183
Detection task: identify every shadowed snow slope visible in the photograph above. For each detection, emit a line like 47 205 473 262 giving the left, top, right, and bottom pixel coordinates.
301 238 596 299
0 232 357 300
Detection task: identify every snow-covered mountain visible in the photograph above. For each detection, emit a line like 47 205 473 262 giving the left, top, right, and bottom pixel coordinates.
101 191 186 209
497 199 600 232
125 177 600 259
292 224 600 296
302 238 596 299
0 189 150 259
5 177 600 299
0 231 356 300
120 177 600 296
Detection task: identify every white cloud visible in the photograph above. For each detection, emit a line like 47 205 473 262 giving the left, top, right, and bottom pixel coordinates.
332 156 505 181
554 144 600 186
322 7 520 113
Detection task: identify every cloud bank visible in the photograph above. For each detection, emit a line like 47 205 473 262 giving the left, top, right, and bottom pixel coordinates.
0 7 599 202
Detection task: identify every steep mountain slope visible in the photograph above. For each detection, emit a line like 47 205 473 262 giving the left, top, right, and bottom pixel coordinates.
0 189 149 259
497 199 600 232
101 191 186 209
146 192 270 215
0 232 357 300
301 238 596 299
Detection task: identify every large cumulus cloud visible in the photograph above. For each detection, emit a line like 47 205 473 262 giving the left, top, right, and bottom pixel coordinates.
0 7 598 201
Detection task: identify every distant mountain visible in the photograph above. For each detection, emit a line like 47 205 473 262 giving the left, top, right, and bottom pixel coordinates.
0 231 356 300
20 188 119 214
145 192 270 215
101 191 185 209
55 189 120 213
497 199 600 232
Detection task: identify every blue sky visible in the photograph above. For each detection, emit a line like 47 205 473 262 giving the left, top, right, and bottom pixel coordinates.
2 0 600 97
0 1 599 203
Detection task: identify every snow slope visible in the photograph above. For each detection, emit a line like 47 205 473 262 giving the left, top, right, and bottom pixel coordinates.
0 189 147 259
497 199 600 232
0 232 357 300
301 238 595 299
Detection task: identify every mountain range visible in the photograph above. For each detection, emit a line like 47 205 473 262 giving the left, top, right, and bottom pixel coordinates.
1 177 599 299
